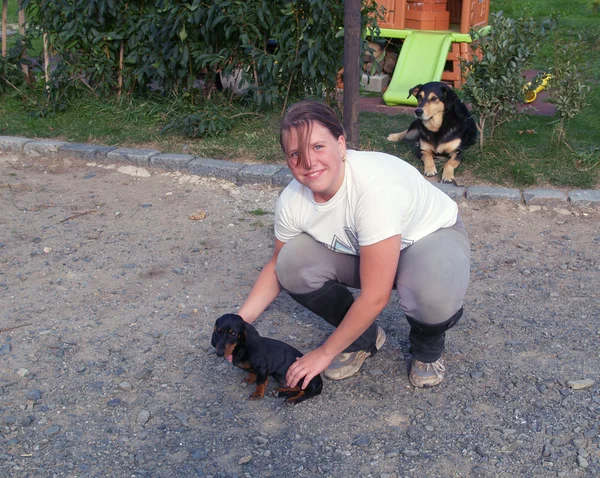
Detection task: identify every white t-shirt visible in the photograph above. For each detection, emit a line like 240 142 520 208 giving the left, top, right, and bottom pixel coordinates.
274 150 458 255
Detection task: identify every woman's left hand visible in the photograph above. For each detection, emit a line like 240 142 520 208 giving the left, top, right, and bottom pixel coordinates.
286 347 333 389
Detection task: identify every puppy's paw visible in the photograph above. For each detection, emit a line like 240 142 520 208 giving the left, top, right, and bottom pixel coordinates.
441 175 456 184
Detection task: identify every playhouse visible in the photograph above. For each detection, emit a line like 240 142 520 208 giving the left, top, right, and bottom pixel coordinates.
369 0 490 106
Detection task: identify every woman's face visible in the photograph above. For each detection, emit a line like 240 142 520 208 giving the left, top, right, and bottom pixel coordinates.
283 121 347 203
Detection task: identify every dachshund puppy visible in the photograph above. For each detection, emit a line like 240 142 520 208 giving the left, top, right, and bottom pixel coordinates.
211 314 322 405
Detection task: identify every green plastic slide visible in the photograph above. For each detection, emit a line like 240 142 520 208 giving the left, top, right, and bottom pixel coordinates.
383 32 453 106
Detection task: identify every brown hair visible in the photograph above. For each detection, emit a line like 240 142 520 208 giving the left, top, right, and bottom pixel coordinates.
280 100 345 169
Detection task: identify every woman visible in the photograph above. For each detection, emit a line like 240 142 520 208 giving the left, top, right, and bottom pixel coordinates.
233 100 470 389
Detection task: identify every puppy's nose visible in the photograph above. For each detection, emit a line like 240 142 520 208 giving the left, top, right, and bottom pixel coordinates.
216 350 224 356
415 108 423 117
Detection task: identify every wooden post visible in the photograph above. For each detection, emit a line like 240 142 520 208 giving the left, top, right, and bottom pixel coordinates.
43 32 49 87
118 40 124 98
18 0 28 78
2 0 7 57
343 0 361 149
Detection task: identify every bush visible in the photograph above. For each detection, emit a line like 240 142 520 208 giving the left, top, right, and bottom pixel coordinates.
460 12 555 148
0 35 30 96
547 34 591 145
20 0 384 121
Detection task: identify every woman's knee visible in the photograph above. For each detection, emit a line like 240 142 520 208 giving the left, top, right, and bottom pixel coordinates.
397 283 466 325
276 235 327 294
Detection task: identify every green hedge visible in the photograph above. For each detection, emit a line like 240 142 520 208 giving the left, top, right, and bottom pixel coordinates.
21 0 383 107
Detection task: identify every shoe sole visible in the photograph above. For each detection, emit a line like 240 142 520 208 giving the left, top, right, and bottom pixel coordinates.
409 375 444 388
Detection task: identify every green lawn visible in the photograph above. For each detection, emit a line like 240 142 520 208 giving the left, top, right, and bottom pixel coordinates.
4 0 20 25
1 0 599 188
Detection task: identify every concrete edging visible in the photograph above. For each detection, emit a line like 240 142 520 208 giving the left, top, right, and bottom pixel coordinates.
1 135 598 207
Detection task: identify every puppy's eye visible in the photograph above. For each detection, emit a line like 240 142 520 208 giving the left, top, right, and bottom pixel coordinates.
431 96 438 102
229 330 236 336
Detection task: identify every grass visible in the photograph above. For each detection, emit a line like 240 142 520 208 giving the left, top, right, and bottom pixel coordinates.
248 208 270 216
4 0 20 25
1 0 599 188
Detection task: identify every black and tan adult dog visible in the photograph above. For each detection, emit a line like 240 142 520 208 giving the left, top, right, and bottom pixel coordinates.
211 314 323 405
387 82 477 183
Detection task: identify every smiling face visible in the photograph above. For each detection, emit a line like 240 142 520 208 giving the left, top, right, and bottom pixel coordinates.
282 121 347 203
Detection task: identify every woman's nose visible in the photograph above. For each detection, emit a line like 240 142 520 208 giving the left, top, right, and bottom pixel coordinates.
305 152 317 169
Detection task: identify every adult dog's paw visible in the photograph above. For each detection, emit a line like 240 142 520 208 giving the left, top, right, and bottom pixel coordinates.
387 132 405 142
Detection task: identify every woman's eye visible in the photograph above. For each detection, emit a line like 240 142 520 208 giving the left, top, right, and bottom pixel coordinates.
314 144 323 150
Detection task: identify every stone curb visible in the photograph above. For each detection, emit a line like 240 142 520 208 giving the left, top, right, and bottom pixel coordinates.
1 135 598 207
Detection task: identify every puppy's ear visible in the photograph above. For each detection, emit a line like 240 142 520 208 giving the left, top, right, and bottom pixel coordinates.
211 326 218 348
442 84 458 110
408 84 422 99
242 322 261 350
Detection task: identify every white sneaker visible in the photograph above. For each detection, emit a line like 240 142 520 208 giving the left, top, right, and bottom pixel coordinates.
409 357 446 388
324 326 386 380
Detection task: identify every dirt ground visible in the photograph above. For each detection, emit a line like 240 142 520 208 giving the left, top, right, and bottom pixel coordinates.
1 153 599 478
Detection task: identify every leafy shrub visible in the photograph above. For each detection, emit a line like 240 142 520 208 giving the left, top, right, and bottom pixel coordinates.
161 102 236 138
547 34 591 145
460 12 555 148
0 35 30 95
21 0 384 114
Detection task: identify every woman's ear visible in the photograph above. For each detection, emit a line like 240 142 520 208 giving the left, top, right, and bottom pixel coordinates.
338 134 347 156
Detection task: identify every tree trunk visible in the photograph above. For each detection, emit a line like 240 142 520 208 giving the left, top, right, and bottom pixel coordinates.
2 0 7 57
343 0 361 149
18 0 28 79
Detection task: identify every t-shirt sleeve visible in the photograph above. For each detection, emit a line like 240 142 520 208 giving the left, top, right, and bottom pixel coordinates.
274 193 301 243
355 186 407 245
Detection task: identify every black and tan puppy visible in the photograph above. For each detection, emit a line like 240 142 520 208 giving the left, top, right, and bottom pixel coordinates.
211 313 323 405
387 81 477 183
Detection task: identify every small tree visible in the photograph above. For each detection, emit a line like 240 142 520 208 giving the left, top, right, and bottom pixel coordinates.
460 12 555 149
547 35 590 145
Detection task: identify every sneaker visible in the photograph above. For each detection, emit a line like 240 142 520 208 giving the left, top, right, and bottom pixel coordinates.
409 357 446 388
324 326 386 380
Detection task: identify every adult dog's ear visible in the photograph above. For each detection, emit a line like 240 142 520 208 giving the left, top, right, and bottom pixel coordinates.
408 84 422 99
242 322 261 350
442 84 458 111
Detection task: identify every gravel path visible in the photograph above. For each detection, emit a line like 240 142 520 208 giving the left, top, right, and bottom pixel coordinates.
1 153 599 477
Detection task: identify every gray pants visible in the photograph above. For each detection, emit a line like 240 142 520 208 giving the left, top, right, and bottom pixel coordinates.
276 216 470 327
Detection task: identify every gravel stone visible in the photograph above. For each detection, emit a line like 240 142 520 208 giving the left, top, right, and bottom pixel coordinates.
137 410 151 425
44 425 61 436
27 389 42 401
577 456 589 468
4 416 17 425
118 381 133 392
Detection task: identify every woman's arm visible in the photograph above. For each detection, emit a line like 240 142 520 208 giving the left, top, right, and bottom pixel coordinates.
286 234 402 388
236 239 286 324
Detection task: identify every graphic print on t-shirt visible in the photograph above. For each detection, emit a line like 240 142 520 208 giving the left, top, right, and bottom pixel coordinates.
401 238 414 250
330 227 360 255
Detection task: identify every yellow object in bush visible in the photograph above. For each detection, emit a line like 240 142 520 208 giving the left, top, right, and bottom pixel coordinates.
524 74 552 103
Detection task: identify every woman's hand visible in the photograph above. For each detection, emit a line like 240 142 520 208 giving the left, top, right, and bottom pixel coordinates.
286 347 333 389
